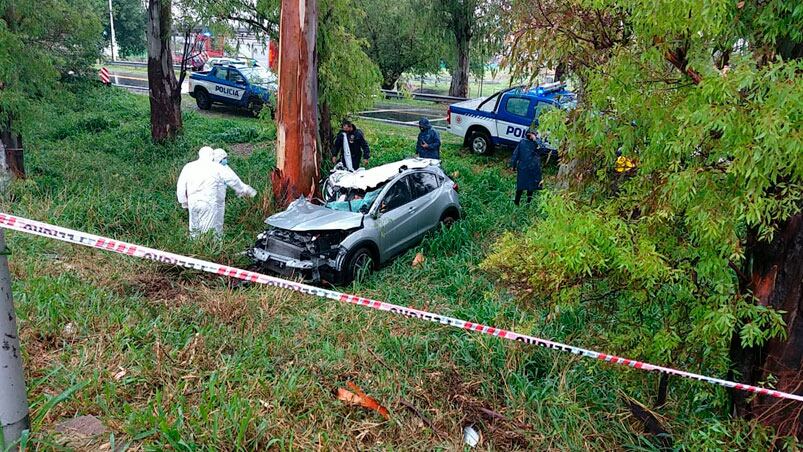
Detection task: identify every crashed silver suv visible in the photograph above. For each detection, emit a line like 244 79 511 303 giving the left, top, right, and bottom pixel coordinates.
248 158 461 284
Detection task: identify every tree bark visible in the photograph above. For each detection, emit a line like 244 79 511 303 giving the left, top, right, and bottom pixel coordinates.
449 32 470 98
147 0 182 143
0 117 24 179
318 100 333 157
381 72 402 90
273 0 320 206
731 213 803 437
554 61 566 82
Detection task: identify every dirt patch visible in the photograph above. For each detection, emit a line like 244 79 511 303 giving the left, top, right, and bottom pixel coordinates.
229 142 255 156
425 367 535 449
128 272 188 303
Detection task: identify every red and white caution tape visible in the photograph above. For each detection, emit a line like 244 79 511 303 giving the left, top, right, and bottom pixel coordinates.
1 212 801 402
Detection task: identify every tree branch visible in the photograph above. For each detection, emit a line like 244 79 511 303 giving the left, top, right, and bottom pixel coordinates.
729 260 751 287
663 43 702 85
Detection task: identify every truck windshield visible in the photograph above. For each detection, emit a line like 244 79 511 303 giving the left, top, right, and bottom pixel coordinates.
556 94 577 110
240 67 277 87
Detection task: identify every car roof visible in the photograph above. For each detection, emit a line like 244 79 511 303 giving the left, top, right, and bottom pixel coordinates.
327 158 441 191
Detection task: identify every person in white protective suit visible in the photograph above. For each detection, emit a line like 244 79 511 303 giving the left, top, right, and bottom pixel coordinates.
176 146 257 237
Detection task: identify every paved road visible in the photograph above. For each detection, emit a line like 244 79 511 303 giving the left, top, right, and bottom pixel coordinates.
110 69 450 129
357 106 448 130
109 70 189 93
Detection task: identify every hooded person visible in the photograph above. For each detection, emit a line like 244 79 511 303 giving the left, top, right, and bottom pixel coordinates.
176 146 256 237
510 131 549 205
416 118 441 159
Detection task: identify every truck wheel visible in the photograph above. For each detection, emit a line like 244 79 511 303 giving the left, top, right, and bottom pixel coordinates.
343 246 374 285
470 130 493 155
248 97 264 117
195 89 211 110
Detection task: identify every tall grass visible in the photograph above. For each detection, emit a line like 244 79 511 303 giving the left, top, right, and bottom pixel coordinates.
0 83 775 450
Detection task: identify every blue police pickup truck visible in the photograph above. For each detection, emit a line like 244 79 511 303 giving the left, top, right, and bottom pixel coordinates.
188 63 277 116
446 82 576 154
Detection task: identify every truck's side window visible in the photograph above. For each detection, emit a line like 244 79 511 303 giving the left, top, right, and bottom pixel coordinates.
215 67 230 80
534 101 555 120
228 70 246 85
505 97 531 117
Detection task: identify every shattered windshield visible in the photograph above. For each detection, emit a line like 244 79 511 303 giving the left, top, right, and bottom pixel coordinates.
326 188 381 213
323 174 386 213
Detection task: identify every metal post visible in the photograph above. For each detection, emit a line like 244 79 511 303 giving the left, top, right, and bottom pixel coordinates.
0 230 28 447
108 0 117 61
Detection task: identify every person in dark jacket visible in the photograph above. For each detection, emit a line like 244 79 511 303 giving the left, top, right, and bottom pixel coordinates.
332 119 370 171
510 131 549 205
416 118 441 159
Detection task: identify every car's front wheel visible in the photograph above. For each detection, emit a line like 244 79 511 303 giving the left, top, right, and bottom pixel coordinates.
343 247 375 285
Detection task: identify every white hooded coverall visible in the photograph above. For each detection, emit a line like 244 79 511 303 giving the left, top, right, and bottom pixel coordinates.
176 147 257 237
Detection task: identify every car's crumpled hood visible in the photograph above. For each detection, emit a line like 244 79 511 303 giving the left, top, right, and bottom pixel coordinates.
266 197 363 232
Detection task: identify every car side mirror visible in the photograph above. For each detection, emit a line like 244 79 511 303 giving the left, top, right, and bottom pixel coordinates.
359 204 370 214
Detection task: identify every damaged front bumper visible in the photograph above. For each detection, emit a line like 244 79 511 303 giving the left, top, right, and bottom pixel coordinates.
247 229 350 283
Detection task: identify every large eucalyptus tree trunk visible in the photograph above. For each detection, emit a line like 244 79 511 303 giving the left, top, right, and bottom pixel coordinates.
147 0 182 143
271 0 320 206
731 213 803 437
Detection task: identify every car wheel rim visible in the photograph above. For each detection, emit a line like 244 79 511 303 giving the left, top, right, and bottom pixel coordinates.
473 137 486 154
353 253 372 282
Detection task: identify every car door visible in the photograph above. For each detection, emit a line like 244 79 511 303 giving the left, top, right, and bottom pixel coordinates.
224 68 249 105
375 176 419 258
408 171 442 236
495 95 534 145
207 67 228 101
209 67 246 103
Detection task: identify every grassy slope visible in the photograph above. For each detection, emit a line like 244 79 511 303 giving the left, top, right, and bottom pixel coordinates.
3 83 750 450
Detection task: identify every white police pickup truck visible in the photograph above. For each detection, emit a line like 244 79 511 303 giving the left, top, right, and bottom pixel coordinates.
446 82 576 154
188 62 277 116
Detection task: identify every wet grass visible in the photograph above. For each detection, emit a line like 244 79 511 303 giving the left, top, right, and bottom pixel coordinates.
0 82 768 450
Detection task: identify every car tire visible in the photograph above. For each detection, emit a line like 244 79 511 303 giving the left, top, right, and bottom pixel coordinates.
470 130 493 155
248 97 264 117
343 246 375 285
195 89 211 110
440 211 459 229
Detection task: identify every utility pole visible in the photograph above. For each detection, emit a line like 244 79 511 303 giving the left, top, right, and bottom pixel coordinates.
108 0 117 61
0 230 29 447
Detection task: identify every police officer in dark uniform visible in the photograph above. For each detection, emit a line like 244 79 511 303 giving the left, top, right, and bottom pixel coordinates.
510 131 549 205
332 119 371 171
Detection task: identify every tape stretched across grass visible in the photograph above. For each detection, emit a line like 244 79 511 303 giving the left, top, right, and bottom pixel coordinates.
2 212 801 403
